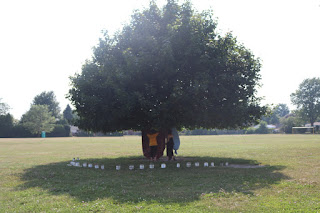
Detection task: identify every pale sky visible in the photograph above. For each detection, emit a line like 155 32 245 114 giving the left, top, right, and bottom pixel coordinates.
1 0 319 119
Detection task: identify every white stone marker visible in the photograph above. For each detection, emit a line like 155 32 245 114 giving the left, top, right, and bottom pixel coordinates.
204 162 209 167
140 164 144 169
88 163 93 168
116 165 121 170
186 162 191 167
210 162 215 167
176 163 180 168
129 165 134 170
101 165 105 170
149 164 154 169
83 162 87 167
195 162 200 167
94 165 99 169
161 163 166 169
225 162 229 166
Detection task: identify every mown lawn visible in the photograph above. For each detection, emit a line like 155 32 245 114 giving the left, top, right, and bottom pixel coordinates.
0 135 319 212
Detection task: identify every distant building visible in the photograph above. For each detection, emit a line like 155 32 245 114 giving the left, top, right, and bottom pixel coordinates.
70 126 79 136
253 124 276 129
267 124 276 129
305 122 320 127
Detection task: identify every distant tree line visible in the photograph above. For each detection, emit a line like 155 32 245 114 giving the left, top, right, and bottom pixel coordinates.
0 92 125 138
181 128 246 135
182 89 320 135
0 92 73 138
1 78 319 137
243 78 320 134
180 77 320 135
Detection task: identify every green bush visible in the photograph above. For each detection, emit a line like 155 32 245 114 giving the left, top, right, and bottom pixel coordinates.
280 116 303 134
12 125 36 138
47 125 70 137
255 121 269 134
0 114 14 137
245 127 256 134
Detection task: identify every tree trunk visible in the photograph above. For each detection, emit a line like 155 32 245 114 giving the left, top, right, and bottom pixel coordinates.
141 129 167 160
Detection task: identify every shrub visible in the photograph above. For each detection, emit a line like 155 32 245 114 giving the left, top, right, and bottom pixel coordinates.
47 125 70 137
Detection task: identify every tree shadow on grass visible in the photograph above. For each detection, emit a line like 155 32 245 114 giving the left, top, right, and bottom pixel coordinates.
17 156 289 204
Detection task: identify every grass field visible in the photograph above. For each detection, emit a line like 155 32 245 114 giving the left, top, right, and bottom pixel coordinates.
0 135 319 212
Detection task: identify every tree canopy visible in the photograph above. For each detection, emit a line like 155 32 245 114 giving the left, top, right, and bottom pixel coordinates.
291 78 320 126
63 104 73 124
274 104 290 118
0 98 10 115
262 103 290 125
280 115 303 134
0 113 15 137
68 0 265 132
21 105 56 136
33 91 61 118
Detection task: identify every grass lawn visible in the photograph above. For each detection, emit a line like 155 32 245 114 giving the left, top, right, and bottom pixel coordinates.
0 135 319 212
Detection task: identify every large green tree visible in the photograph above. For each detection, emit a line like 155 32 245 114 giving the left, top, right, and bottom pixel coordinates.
68 0 265 133
21 105 56 136
291 78 320 126
32 91 61 118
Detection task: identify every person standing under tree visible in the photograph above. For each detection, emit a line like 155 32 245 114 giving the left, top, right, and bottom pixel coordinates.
147 130 159 161
166 130 174 161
